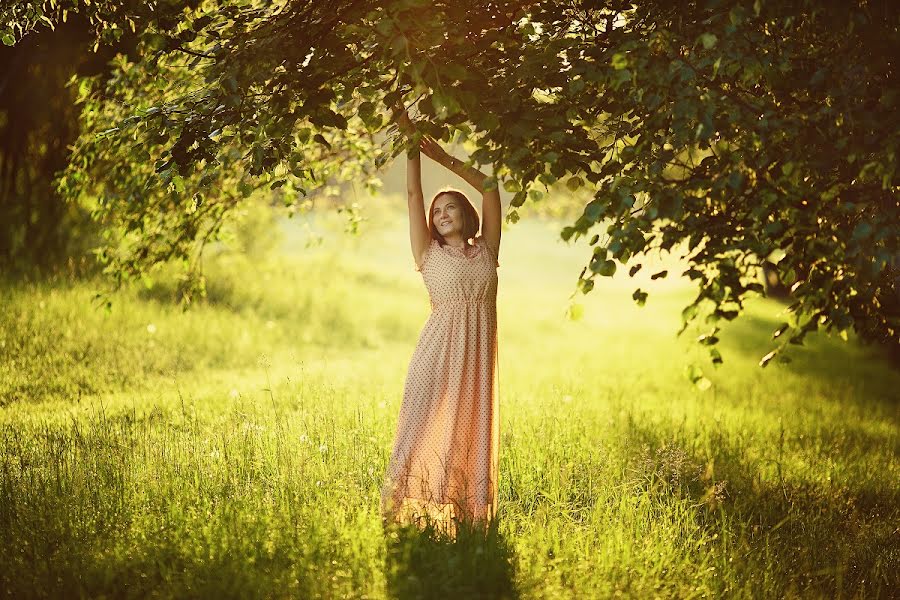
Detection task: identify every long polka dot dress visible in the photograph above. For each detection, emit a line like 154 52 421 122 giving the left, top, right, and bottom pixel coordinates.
380 233 500 537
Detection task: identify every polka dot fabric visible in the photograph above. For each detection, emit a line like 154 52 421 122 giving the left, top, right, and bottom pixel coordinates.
380 234 500 537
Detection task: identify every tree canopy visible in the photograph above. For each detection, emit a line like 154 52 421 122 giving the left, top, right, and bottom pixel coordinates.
3 0 897 369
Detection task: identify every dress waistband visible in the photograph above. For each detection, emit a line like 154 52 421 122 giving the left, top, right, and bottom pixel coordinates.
431 298 494 308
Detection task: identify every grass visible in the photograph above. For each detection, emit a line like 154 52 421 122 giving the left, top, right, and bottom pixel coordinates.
1 200 898 598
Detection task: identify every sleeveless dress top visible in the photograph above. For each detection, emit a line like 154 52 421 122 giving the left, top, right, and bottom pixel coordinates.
380 234 500 537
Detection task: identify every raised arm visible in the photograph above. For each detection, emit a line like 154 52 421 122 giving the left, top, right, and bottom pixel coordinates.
392 106 431 269
419 136 502 261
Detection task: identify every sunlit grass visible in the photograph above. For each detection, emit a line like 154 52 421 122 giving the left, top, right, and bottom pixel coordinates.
1 200 898 598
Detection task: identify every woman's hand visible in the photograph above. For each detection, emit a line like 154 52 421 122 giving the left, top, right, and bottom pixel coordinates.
420 135 491 191
391 102 416 137
419 135 453 167
391 102 420 159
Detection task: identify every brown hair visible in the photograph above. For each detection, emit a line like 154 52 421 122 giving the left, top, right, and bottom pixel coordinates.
427 188 481 246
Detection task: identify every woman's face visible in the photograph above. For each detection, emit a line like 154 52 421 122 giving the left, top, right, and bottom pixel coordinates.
432 194 464 238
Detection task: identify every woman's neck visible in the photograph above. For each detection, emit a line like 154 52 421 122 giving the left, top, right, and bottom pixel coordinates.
442 235 468 249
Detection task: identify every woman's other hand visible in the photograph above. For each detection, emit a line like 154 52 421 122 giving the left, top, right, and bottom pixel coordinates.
420 135 493 194
420 135 452 166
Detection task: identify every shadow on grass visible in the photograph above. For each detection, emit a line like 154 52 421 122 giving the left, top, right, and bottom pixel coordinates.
716 307 900 405
621 416 900 598
382 513 521 600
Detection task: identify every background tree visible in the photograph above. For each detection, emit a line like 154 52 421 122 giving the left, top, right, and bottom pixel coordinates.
2 0 897 365
0 11 140 274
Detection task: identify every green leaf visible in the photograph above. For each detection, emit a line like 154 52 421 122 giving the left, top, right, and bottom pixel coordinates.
313 133 331 150
632 289 648 306
358 101 376 120
611 68 632 88
699 33 718 49
697 332 719 345
685 364 712 390
681 303 699 323
566 302 584 321
584 199 603 221
611 53 628 70
431 91 461 119
390 34 407 54
764 221 784 237
851 221 872 241
592 259 616 277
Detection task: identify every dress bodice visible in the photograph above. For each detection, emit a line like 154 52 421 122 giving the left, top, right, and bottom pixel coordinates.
415 235 499 310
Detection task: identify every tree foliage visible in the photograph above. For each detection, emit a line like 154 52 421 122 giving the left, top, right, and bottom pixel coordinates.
3 0 897 365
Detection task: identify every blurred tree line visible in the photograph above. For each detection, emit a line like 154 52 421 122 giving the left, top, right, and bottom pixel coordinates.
0 12 137 275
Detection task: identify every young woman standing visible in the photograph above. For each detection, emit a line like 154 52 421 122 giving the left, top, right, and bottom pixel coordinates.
380 109 503 539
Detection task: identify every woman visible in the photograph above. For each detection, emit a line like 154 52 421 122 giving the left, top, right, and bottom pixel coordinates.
380 108 503 539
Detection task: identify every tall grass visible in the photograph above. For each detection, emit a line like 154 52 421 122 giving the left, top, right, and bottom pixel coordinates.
1 200 897 598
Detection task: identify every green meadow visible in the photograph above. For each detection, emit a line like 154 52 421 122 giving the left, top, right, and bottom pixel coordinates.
1 198 898 599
